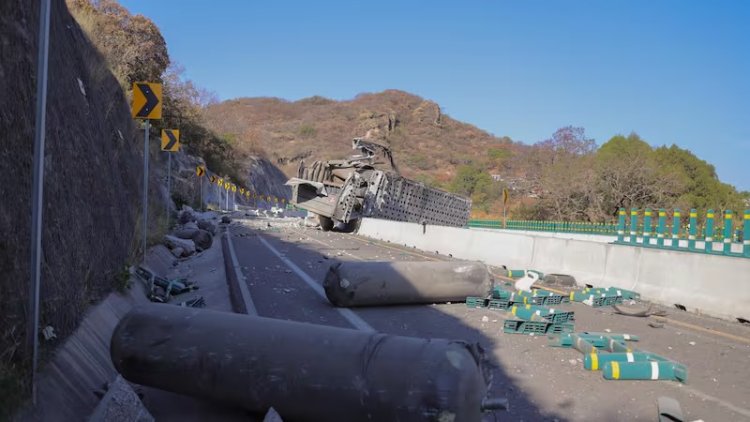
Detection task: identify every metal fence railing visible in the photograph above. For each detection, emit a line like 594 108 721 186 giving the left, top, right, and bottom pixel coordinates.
467 219 618 236
468 208 750 258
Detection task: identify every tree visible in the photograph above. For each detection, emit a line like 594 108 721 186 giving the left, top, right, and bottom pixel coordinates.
653 144 746 212
448 164 500 213
593 133 683 217
536 126 597 165
67 0 169 89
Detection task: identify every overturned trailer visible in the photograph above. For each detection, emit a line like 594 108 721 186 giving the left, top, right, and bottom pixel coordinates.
286 138 471 231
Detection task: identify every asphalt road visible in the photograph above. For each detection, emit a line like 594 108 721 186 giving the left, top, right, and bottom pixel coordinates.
230 215 750 422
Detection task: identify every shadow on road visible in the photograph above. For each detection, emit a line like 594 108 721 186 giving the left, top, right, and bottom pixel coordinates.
227 217 570 422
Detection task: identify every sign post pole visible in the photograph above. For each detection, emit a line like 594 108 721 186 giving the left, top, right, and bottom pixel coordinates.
141 119 151 260
166 153 171 221
28 0 52 404
502 188 509 229
132 81 162 260
142 120 150 261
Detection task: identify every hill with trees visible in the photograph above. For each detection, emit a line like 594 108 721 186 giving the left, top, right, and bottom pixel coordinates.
203 94 747 220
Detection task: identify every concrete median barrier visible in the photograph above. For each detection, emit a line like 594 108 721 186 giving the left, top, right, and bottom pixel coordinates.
357 218 750 321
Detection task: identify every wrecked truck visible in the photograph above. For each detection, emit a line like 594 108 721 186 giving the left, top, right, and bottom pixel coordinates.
286 138 471 231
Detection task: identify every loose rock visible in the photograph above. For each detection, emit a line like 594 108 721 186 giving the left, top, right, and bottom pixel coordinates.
174 228 199 240
164 235 196 256
197 220 217 235
191 229 213 251
170 247 185 258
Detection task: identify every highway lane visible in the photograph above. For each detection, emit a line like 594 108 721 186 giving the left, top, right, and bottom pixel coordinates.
229 215 750 422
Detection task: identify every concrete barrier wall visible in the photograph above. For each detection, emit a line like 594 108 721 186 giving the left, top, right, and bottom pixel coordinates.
358 219 750 321
470 227 617 243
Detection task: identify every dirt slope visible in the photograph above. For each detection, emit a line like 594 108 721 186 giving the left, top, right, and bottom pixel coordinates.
203 90 520 184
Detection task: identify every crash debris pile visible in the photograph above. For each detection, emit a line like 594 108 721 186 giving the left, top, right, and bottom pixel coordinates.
132 205 225 307
163 205 218 258
465 268 689 383
551 332 688 382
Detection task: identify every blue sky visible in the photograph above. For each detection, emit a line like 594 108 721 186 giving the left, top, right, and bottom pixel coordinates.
119 0 749 191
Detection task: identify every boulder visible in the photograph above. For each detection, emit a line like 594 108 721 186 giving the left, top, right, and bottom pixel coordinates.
164 235 196 256
221 216 232 224
197 220 217 235
170 247 185 258
178 206 196 225
174 228 199 240
184 221 199 230
191 230 213 251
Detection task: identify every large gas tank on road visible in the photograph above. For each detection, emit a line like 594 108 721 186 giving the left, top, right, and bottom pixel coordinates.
111 305 491 421
323 260 493 307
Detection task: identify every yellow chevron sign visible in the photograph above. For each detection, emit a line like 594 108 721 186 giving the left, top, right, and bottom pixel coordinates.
196 166 206 177
224 181 230 190
160 129 180 152
132 82 162 119
209 175 217 183
231 185 237 193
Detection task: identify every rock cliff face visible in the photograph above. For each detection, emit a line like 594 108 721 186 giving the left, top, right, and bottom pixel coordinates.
0 0 148 369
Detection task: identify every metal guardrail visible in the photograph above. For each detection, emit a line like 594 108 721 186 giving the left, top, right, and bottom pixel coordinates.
468 219 618 235
468 208 750 258
614 208 749 258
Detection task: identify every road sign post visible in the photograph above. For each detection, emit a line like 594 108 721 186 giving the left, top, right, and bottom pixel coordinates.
196 167 205 210
225 182 230 211
502 188 509 229
28 0 51 405
132 82 162 261
142 121 150 260
160 129 180 222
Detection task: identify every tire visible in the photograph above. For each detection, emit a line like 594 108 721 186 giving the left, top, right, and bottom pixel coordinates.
318 214 334 231
341 218 361 233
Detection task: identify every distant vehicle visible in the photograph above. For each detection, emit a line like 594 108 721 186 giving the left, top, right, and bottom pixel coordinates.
286 138 471 231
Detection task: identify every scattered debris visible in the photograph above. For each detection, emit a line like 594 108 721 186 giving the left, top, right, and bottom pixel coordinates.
41 326 56 341
324 261 492 307
648 322 665 329
542 273 577 287
514 271 540 292
657 396 684 422
613 303 668 317
674 304 687 311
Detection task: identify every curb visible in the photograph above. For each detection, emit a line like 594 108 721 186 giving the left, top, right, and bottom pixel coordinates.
221 225 257 315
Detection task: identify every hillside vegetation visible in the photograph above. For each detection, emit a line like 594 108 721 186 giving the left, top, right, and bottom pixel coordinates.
204 94 748 221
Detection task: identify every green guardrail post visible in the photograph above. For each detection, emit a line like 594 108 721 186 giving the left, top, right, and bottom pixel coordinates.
656 208 666 247
688 209 697 250
629 208 639 244
722 210 733 255
671 209 681 249
704 209 715 253
744 210 750 257
642 208 653 246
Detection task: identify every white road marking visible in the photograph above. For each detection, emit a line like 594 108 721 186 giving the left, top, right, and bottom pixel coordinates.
257 235 375 333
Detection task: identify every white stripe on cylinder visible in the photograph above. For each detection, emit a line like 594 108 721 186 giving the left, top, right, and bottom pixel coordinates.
627 352 634 362
651 362 659 380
